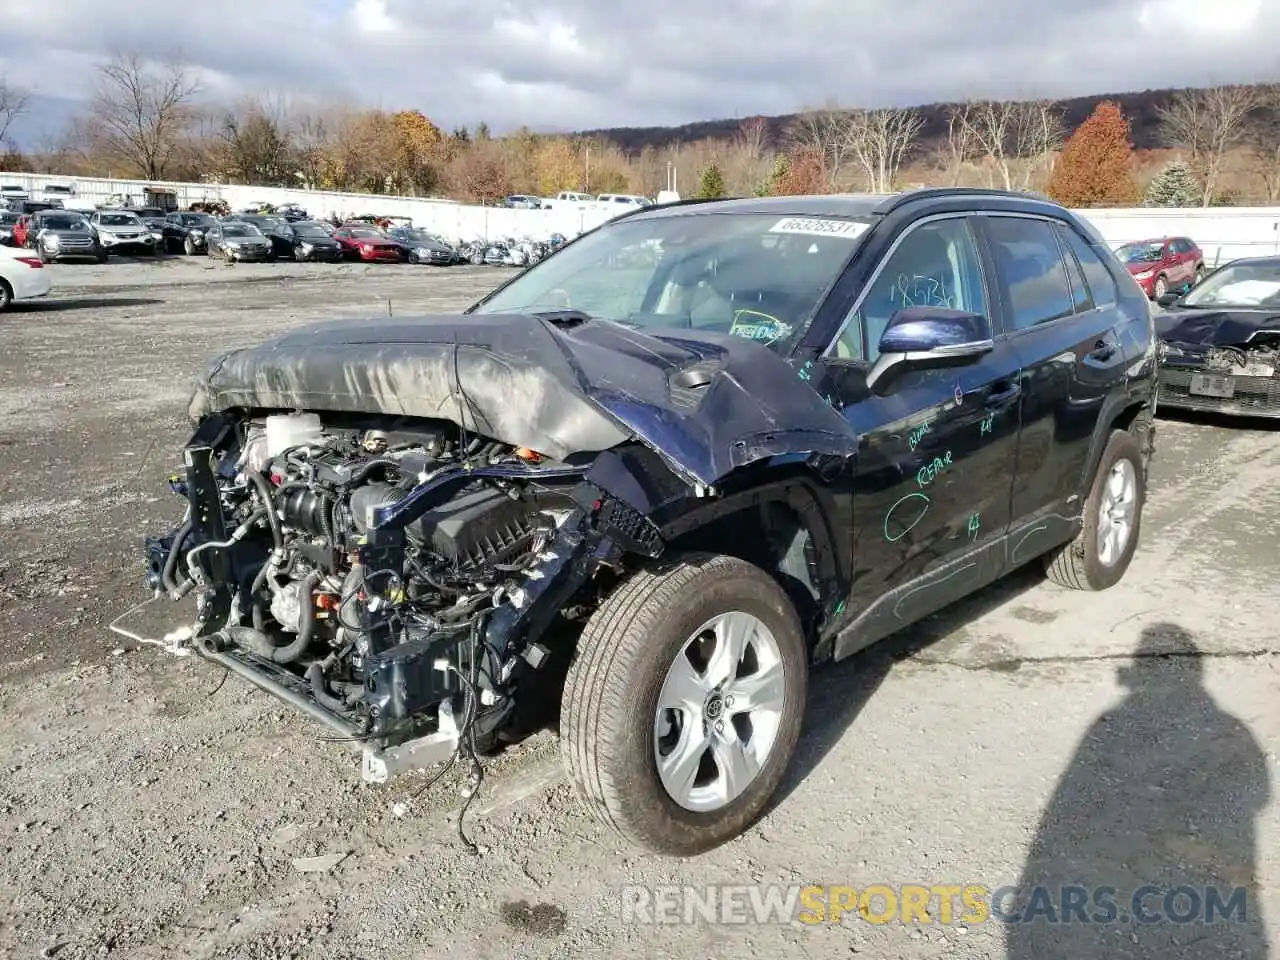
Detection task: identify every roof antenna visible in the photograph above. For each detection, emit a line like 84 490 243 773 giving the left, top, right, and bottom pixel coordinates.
387 296 393 317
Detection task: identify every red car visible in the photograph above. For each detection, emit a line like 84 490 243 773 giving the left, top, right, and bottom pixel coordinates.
332 226 402 262
1113 236 1204 300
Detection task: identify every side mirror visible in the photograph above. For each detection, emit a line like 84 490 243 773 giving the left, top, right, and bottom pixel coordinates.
1156 292 1180 308
867 307 994 394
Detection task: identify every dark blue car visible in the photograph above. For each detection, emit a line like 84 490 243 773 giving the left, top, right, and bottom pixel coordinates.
141 188 1158 858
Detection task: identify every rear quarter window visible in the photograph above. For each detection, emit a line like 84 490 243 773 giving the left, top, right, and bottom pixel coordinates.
1057 225 1119 308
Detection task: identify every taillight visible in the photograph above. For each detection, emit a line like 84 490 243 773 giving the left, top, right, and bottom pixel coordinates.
15 256 42 268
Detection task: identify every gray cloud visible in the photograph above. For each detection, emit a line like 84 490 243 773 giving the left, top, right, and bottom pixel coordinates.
0 0 1275 147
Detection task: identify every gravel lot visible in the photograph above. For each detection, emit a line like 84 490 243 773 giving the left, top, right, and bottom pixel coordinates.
0 257 1277 960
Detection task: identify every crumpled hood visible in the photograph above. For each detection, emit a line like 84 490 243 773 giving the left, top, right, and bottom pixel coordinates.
187 313 858 486
1157 308 1280 347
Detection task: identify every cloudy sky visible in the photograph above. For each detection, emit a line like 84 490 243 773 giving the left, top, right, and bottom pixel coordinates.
0 0 1275 146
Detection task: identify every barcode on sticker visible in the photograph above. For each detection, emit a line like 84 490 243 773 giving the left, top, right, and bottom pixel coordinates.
769 217 868 238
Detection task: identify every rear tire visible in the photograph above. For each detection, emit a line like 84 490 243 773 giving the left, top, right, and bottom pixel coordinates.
0 279 11 311
1043 429 1145 591
1193 264 1205 285
184 236 195 255
1154 274 1168 299
560 553 807 856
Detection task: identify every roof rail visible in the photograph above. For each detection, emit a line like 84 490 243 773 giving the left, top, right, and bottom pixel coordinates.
608 195 741 221
874 187 1056 214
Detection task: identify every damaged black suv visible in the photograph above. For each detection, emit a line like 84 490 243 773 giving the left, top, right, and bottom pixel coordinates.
139 189 1157 856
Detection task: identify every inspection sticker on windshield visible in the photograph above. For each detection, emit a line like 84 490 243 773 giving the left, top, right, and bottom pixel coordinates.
769 217 867 239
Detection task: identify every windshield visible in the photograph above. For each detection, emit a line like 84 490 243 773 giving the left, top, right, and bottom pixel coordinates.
470 212 870 352
183 214 215 226
348 228 383 239
396 229 437 243
99 213 141 226
1181 262 1280 308
43 215 86 230
294 224 330 238
223 223 263 237
0 213 17 224
1115 241 1164 264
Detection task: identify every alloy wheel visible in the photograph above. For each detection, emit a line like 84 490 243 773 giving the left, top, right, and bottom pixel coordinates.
1097 458 1137 566
653 610 786 813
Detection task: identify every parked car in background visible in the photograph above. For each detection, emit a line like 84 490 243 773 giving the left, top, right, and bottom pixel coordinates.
0 245 51 309
595 193 650 208
1154 256 1280 418
504 195 542 209
332 225 402 262
90 210 158 256
0 184 28 205
205 221 274 261
1114 236 1203 300
554 191 594 203
29 210 106 263
386 227 461 264
163 212 219 254
236 215 296 258
276 203 309 221
141 217 168 247
282 221 344 261
0 211 20 246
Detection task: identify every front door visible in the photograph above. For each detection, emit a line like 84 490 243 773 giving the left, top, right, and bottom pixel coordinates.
821 215 1022 655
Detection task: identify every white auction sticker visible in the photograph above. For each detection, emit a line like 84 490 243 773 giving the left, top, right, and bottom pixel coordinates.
768 217 868 239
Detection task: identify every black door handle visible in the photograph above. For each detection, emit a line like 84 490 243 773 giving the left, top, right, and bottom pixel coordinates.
985 382 1022 406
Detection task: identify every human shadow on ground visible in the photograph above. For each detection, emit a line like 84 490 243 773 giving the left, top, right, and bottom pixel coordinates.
1005 622 1271 959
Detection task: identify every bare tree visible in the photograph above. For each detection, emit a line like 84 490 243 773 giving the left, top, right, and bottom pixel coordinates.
939 103 977 186
788 105 857 188
844 108 924 192
91 52 201 179
0 75 30 147
961 99 1063 192
1157 86 1265 205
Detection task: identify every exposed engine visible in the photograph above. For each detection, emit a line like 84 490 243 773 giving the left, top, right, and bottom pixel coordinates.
1203 338 1280 376
146 410 598 775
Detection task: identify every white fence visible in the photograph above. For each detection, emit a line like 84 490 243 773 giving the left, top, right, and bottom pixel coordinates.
4 170 1280 256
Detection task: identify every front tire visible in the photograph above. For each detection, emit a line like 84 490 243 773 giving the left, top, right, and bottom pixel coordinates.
184 236 196 255
0 279 11 311
560 553 807 856
1043 429 1145 590
1154 274 1168 299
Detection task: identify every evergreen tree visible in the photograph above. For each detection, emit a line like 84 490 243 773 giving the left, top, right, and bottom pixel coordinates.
755 155 789 196
695 163 727 199
1047 101 1139 207
1144 159 1200 207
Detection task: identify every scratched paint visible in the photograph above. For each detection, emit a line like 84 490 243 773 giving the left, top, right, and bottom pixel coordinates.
967 512 981 540
884 491 930 542
979 412 995 436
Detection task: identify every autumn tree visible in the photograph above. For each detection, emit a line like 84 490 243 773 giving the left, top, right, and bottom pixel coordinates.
1046 101 1139 207
695 163 726 199
1144 159 1200 207
390 109 443 194
771 148 826 195
91 53 200 179
447 142 511 203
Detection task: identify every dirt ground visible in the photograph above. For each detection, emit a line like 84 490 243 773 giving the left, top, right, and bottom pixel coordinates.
0 256 1277 960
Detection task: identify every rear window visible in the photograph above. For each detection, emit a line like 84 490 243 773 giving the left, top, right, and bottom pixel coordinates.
1057 226 1119 308
984 217 1075 331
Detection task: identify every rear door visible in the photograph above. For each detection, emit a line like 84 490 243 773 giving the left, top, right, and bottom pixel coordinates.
975 213 1130 561
823 214 1022 628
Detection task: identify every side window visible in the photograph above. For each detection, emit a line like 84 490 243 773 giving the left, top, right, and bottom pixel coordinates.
1053 225 1093 313
984 217 1075 331
832 218 988 362
1059 226 1119 308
